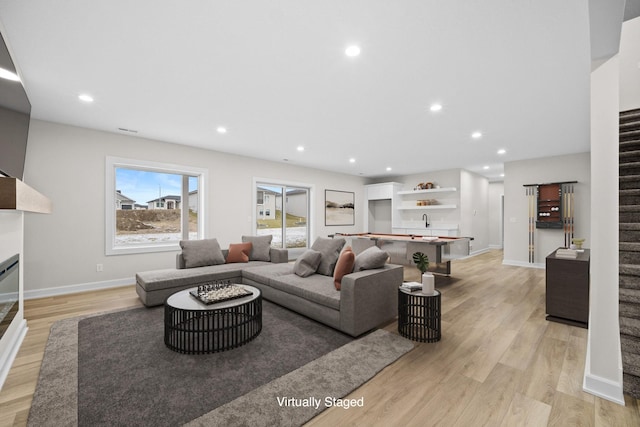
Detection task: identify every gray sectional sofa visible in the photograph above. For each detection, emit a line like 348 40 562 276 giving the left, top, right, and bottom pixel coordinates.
136 236 403 337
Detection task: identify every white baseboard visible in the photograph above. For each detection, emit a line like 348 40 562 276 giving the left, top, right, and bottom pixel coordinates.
583 372 625 405
0 319 27 391
470 248 491 256
502 259 545 269
24 277 134 300
488 244 503 249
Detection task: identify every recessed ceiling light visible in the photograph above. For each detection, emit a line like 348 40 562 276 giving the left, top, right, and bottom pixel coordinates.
429 104 443 112
78 94 94 103
386 167 392 171
345 45 361 57
471 131 482 139
0 67 20 82
349 158 356 163
497 149 506 155
297 146 304 152
216 127 227 134
500 173 505 177
483 166 490 170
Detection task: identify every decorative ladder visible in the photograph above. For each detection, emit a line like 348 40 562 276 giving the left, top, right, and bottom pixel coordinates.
620 108 640 398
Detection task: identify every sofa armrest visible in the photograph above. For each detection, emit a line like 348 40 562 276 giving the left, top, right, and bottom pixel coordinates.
339 264 403 336
269 247 289 263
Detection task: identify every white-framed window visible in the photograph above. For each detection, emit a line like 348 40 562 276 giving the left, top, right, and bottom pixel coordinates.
106 156 208 255
253 177 313 258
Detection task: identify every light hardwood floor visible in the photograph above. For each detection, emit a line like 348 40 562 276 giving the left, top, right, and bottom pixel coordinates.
1 250 639 426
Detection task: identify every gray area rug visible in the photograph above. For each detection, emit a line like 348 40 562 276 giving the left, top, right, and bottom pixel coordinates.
28 302 413 427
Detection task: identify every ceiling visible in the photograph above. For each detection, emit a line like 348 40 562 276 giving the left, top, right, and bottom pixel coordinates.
0 1 594 180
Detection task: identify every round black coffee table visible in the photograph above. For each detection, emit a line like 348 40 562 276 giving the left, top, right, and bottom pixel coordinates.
164 285 262 354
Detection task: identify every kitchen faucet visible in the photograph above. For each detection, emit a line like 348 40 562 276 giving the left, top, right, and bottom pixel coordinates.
423 213 430 228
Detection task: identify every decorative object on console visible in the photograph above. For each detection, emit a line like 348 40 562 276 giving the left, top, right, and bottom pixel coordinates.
555 248 578 259
572 238 585 250
325 190 355 226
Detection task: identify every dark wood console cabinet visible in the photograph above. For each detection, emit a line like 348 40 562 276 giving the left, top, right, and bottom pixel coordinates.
545 248 590 328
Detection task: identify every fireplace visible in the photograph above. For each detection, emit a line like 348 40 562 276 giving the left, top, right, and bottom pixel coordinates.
0 254 19 339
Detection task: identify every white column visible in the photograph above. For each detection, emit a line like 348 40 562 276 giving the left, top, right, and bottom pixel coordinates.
584 55 624 404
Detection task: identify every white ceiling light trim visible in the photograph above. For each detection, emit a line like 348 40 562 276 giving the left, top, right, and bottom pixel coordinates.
429 104 443 112
216 126 227 134
345 45 361 57
471 131 482 139
78 94 94 103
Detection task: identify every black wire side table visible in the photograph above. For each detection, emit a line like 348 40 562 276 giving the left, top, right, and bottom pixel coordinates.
164 285 262 354
398 287 441 343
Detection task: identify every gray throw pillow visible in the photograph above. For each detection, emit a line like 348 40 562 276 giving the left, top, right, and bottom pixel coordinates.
180 238 225 268
311 237 346 276
353 245 389 271
241 235 272 261
293 249 322 277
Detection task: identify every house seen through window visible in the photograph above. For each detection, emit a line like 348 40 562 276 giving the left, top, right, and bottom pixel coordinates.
106 157 207 255
255 182 310 256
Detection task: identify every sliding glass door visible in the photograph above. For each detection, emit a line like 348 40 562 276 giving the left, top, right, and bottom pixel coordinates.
256 182 309 257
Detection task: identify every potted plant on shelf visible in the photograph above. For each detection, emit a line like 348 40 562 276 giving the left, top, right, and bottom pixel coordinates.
412 252 435 295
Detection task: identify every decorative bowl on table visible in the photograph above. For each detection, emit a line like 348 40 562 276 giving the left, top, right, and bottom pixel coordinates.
572 238 585 249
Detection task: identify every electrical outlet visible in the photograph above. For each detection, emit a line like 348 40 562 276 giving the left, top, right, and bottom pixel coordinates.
96 264 104 272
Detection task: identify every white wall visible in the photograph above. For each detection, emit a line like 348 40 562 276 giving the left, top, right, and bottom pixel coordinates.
460 170 489 254
584 55 624 404
503 153 591 267
0 211 26 389
488 182 504 249
22 120 366 296
619 16 640 112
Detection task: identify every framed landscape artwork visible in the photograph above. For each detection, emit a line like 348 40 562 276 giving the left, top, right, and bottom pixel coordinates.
325 190 355 226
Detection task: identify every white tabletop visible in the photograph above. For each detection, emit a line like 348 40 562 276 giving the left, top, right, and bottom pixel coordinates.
399 287 440 297
166 284 260 311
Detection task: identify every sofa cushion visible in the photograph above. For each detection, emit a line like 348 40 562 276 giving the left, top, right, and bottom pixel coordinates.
179 238 225 268
226 242 252 263
353 245 389 272
137 263 246 291
311 237 346 276
293 249 322 277
269 274 341 310
241 263 294 284
333 246 355 290
242 235 272 261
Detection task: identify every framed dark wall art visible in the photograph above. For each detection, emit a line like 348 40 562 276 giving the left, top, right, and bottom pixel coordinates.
325 190 355 226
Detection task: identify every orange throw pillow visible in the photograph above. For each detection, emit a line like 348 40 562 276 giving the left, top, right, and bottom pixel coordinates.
226 242 252 263
333 246 355 290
